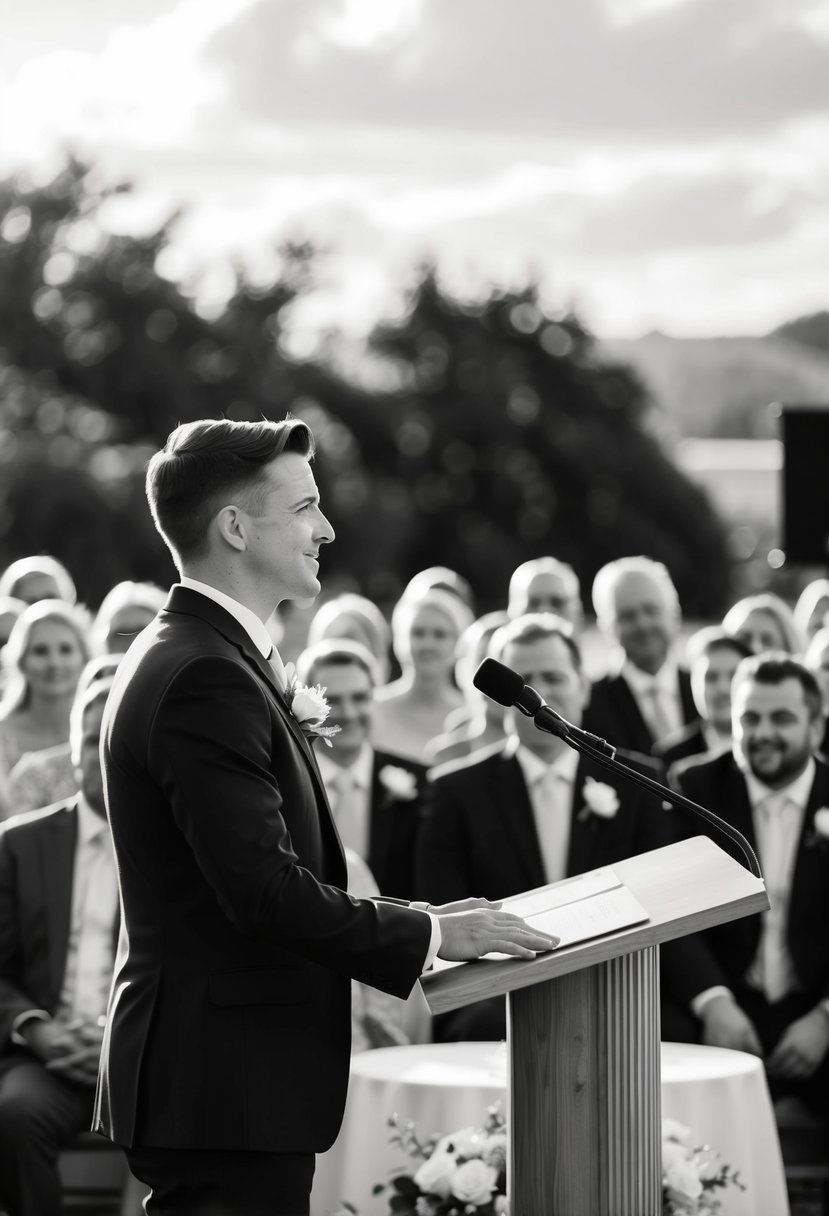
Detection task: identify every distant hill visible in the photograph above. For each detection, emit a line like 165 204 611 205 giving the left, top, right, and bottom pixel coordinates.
599 331 829 438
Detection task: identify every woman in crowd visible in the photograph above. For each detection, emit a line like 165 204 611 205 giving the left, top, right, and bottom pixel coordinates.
0 555 77 606
373 588 473 763
423 609 509 767
306 592 393 684
721 592 803 656
90 580 167 656
0 600 91 818
794 578 829 644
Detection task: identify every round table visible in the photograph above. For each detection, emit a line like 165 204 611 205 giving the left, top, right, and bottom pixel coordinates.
310 1042 789 1216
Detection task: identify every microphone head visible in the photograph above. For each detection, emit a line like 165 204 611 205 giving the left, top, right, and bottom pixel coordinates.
473 658 526 708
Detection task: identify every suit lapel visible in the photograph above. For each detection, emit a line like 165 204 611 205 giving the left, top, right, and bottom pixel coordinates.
678 669 697 727
498 756 546 890
613 676 653 751
368 755 390 879
40 803 78 1002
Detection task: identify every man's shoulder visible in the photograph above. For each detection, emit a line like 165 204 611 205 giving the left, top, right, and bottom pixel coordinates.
428 739 511 787
0 797 78 843
673 748 735 790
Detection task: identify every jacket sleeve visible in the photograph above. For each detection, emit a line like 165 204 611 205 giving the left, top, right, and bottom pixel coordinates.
0 829 40 1048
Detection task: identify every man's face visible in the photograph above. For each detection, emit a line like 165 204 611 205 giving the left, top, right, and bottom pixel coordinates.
691 646 744 733
76 698 108 818
311 660 374 758
503 634 588 755
243 454 334 603
610 572 677 673
22 620 85 700
733 676 823 789
735 609 788 656
516 573 577 624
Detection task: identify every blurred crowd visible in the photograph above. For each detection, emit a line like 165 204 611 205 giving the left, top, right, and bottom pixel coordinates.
2 551 829 1213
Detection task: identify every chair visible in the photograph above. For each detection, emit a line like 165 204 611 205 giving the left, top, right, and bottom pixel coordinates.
775 1096 829 1216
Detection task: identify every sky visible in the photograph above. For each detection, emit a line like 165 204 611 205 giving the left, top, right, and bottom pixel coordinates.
2 0 829 348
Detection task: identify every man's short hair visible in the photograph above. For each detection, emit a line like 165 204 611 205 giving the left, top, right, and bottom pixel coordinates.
146 417 313 566
591 556 679 629
296 638 379 687
489 612 581 671
732 652 824 721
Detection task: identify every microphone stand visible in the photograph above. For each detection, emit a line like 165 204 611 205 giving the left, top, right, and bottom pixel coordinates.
529 714 764 881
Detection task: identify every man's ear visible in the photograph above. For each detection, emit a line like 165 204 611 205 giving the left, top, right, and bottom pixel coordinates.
214 506 247 552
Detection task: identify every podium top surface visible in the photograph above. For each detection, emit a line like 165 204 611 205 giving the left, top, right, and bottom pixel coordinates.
420 834 768 1015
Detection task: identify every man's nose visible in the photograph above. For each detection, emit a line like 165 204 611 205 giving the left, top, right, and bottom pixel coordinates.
315 510 335 543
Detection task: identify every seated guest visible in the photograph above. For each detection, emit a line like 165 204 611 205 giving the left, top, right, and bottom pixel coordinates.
669 654 829 1118
7 655 122 817
654 628 752 772
373 588 473 764
584 557 697 755
0 602 91 820
424 610 509 767
794 578 829 644
508 556 583 632
722 593 803 657
416 613 673 1040
0 557 76 607
803 626 829 759
296 639 427 898
0 674 118 1216
90 581 166 657
306 592 393 683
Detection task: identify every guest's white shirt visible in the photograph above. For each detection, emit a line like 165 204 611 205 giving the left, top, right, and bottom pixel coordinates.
513 738 580 884
622 656 684 741
316 743 373 860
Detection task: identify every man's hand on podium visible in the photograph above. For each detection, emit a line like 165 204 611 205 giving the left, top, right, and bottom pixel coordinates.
433 897 560 961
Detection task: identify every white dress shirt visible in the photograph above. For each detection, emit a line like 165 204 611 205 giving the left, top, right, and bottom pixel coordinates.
316 743 373 860
622 657 684 742
514 742 580 885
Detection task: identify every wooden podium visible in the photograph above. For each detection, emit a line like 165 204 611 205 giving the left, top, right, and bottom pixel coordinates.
419 836 769 1216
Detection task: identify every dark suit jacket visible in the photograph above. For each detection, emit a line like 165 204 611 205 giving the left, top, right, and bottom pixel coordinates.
93 587 431 1154
653 721 708 770
584 667 697 757
367 751 427 900
415 742 673 906
0 799 79 1050
669 751 829 1006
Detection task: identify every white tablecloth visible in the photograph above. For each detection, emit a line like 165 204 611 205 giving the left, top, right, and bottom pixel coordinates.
311 1042 789 1216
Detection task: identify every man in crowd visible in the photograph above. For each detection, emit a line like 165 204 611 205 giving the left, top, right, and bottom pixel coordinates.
670 654 829 1115
296 639 426 899
93 417 556 1216
584 556 698 755
507 556 582 631
0 675 117 1216
415 613 673 1040
654 628 753 774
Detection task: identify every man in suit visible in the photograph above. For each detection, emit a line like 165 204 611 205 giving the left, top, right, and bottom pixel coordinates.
507 556 583 632
0 675 117 1216
415 613 673 1040
654 628 753 773
296 638 425 899
670 653 829 1114
584 556 698 755
93 417 556 1216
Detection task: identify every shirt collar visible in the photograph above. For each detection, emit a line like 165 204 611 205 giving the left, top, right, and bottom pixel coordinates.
179 576 274 660
76 795 111 848
622 655 680 695
316 741 373 790
743 755 816 813
514 741 580 788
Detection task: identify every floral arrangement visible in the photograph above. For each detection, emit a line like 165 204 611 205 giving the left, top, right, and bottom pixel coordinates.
577 777 620 823
337 1108 743 1216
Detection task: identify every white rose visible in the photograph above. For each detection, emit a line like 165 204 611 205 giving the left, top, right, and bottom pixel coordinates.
379 765 419 801
814 807 829 838
290 684 330 726
582 778 619 819
435 1127 485 1158
662 1139 703 1204
414 1151 457 1198
450 1159 499 1206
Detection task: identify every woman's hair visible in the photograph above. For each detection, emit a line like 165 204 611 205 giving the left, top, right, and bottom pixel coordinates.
794 579 829 641
0 600 92 715
306 593 391 674
722 593 803 656
146 417 313 566
0 555 77 605
91 581 167 654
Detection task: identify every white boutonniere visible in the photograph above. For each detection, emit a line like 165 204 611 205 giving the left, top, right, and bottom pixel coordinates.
577 777 620 823
807 807 829 850
378 765 419 801
285 671 340 746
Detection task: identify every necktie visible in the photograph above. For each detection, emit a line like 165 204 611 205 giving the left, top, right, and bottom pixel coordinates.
330 767 368 858
532 768 570 885
644 683 673 743
73 828 119 1022
756 797 796 1003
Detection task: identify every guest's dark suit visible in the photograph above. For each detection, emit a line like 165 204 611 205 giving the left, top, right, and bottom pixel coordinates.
653 720 708 771
366 752 426 900
0 799 111 1216
93 589 431 1172
415 742 673 1038
670 751 829 1113
584 667 697 756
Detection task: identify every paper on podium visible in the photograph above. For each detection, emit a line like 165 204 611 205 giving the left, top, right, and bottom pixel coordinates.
485 867 648 961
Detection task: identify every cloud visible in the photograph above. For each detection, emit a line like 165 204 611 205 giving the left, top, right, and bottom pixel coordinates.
206 0 829 141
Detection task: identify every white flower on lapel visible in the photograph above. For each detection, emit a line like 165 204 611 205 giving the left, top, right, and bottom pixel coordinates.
285 674 340 746
807 806 829 850
378 765 419 801
578 777 620 823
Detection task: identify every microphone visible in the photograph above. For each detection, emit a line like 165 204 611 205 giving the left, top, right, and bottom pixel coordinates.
473 658 616 758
